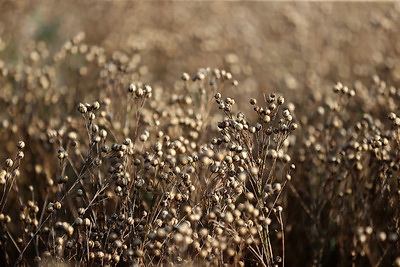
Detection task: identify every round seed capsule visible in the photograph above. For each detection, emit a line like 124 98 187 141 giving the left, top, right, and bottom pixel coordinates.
17 141 25 149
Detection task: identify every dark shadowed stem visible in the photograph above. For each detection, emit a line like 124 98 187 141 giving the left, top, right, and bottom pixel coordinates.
279 210 285 267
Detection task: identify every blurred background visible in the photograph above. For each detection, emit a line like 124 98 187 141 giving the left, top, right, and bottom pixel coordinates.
1 0 400 103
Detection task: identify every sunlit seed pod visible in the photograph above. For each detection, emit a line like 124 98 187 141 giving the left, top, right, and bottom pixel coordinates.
92 101 100 110
267 150 278 159
92 136 101 143
375 231 387 243
365 226 373 235
66 226 74 236
136 88 144 97
17 151 24 159
290 123 298 131
173 233 184 244
96 251 104 259
126 217 134 226
277 96 285 105
236 172 245 183
333 82 343 93
128 83 136 93
46 203 54 213
5 159 13 168
17 141 25 149
123 138 132 146
101 145 110 153
83 218 91 227
282 154 291 163
283 109 290 117
46 178 54 187
269 103 277 110
114 239 123 248
134 249 144 257
199 249 208 258
43 251 51 259
2 214 11 224
238 226 247 236
78 208 85 216
144 85 152 94
249 167 258 176
57 152 65 160
99 129 107 138
0 170 7 179
115 186 122 193
56 237 64 246
112 255 120 263
77 103 87 114
197 73 205 80
212 194 220 202
54 202 62 210
181 72 190 81
274 256 282 264
139 134 148 142
246 192 255 201
388 112 397 120
91 124 99 133
267 93 276 103
263 115 271 123
211 137 218 145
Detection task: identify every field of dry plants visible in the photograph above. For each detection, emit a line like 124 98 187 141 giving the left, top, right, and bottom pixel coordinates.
0 1 399 267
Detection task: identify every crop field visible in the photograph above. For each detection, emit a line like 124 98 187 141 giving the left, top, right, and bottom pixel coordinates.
0 1 399 266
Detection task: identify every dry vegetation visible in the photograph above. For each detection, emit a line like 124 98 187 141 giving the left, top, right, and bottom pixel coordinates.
0 1 399 267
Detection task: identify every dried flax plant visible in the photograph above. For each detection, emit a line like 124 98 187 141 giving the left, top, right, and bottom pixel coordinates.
0 23 399 267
